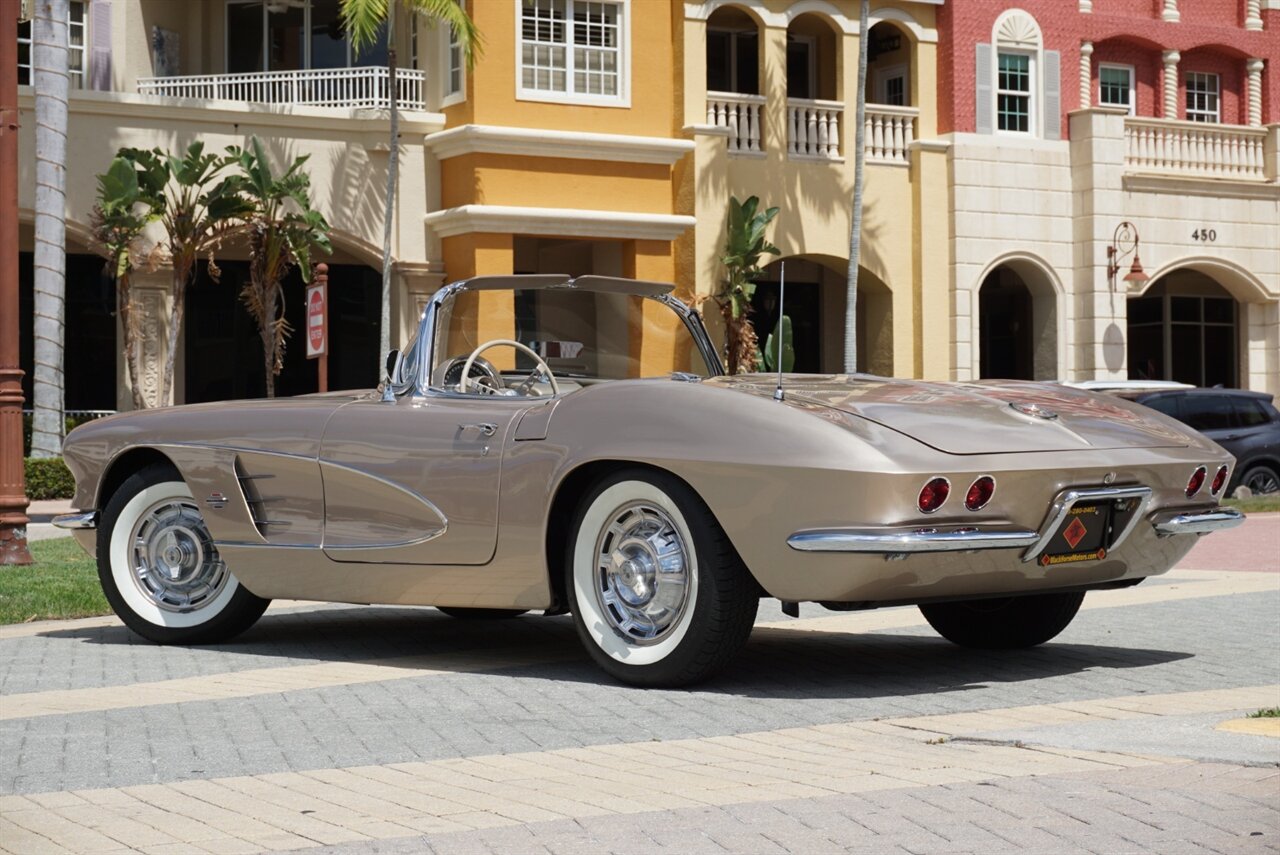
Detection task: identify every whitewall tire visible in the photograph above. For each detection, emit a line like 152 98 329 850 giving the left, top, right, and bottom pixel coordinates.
98 464 269 644
566 469 758 687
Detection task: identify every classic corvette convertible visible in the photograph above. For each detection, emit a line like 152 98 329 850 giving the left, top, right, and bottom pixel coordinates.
56 275 1244 686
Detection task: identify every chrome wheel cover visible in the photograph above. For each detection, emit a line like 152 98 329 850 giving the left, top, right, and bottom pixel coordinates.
128 499 228 612
594 502 691 645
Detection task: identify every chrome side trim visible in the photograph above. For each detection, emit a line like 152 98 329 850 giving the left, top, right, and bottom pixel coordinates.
52 511 99 530
1151 507 1246 536
787 526 1039 553
1022 485 1153 563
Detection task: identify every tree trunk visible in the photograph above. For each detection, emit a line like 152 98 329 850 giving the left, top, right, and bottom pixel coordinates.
719 301 759 375
31 0 70 456
379 13 398 376
262 287 276 399
843 0 870 374
117 271 146 410
162 257 189 408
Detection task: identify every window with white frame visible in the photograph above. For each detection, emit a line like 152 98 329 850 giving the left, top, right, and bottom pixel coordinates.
874 65 908 106
1185 72 1220 123
519 0 625 104
997 51 1033 133
1098 64 1134 114
17 1 86 88
443 24 464 102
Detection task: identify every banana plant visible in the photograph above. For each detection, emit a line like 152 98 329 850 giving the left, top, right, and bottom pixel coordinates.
761 313 795 374
226 138 332 398
716 195 779 374
89 156 164 409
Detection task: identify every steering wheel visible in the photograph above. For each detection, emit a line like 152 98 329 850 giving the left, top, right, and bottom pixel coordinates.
459 339 561 396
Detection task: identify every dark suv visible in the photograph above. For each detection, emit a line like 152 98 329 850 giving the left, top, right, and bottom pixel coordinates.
1119 389 1280 495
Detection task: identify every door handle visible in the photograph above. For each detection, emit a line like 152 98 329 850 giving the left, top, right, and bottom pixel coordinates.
459 422 497 437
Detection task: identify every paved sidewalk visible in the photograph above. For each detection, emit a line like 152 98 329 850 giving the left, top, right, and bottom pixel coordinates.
1 528 1277 853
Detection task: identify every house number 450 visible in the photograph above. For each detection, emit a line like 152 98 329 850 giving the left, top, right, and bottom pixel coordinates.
1192 228 1218 242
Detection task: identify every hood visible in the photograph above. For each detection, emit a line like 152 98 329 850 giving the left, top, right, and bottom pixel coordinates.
706 375 1191 454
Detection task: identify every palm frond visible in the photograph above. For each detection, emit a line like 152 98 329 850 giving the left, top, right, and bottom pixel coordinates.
340 0 391 52
405 0 482 65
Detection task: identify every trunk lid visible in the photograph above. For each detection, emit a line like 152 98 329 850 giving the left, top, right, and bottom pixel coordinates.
706 375 1190 454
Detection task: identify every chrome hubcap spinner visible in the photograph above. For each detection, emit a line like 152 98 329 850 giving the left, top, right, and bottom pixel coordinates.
594 502 690 644
129 499 228 612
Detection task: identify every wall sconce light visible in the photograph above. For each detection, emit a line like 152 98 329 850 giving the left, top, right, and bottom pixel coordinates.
1107 221 1149 292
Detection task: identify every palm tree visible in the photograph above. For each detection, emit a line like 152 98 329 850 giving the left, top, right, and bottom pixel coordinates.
228 138 332 398
90 156 165 410
29 0 69 457
718 196 779 375
844 0 870 374
339 0 479 373
124 143 251 405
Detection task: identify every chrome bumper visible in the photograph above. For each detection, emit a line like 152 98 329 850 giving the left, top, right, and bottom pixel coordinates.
788 526 1039 553
52 511 98 530
1151 507 1245 536
788 484 1242 556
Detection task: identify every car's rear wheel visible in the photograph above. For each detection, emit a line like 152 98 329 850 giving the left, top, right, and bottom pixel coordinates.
919 591 1084 649
436 607 528 619
98 464 269 644
566 469 758 687
1239 463 1279 495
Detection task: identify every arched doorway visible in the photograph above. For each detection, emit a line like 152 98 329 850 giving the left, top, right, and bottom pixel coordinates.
706 6 760 96
1127 271 1238 387
755 257 892 375
978 262 1059 380
866 21 913 106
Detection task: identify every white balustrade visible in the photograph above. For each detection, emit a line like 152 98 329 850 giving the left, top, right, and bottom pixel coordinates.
706 91 766 155
787 98 844 160
138 67 427 110
862 105 918 165
1124 117 1267 181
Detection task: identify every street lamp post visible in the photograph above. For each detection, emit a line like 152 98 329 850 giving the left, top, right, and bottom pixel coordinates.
1107 221 1151 293
1 0 34 564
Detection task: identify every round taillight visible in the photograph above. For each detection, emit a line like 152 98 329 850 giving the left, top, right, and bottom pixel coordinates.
918 477 950 514
1185 466 1207 498
965 476 996 511
1210 465 1228 495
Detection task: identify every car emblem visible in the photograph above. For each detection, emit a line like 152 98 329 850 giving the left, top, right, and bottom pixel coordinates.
205 492 228 509
1010 402 1059 420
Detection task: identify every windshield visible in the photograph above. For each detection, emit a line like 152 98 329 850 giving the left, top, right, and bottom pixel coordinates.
427 287 712 386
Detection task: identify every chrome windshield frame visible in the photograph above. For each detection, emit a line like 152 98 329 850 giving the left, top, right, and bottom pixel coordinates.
393 275 723 399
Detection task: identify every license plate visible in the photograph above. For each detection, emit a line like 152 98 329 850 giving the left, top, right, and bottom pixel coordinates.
1040 502 1112 566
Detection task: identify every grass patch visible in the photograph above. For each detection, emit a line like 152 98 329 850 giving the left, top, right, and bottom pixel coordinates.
1223 495 1280 513
1248 707 1280 719
0 538 110 625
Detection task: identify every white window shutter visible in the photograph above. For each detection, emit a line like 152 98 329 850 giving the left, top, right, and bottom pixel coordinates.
975 43 993 134
1043 49 1061 140
90 0 112 91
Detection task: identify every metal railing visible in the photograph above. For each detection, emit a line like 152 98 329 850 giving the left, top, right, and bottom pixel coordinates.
138 66 427 110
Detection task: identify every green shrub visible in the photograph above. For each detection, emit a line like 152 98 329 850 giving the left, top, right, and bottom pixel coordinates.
24 457 76 501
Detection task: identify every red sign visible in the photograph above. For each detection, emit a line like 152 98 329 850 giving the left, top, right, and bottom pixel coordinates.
305 283 326 358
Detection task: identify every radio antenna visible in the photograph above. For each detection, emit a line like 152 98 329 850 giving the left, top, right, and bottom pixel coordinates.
773 261 786 402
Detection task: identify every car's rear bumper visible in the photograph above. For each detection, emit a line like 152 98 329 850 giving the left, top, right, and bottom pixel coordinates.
1150 507 1245 536
52 511 98 530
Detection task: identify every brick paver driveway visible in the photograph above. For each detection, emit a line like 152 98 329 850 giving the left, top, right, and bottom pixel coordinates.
2 515 1278 854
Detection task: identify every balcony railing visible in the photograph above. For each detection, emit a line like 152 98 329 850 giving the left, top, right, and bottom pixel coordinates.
137 66 427 110
1124 117 1267 181
707 91 765 155
864 105 917 165
787 98 843 160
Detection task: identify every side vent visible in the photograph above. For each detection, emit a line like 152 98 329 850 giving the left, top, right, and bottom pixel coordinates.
234 456 290 539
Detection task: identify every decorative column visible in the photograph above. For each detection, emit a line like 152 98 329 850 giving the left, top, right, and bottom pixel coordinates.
1162 51 1181 120
1162 0 1179 22
1080 42 1094 109
1245 0 1263 31
1246 58 1264 127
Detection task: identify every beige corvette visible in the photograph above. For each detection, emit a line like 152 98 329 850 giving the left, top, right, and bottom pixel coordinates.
56 275 1243 686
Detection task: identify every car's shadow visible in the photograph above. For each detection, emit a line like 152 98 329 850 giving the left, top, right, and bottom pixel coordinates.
37 605 1193 701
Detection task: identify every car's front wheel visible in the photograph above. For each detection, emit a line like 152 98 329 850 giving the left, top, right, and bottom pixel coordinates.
98 464 269 644
566 469 758 687
919 591 1084 649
